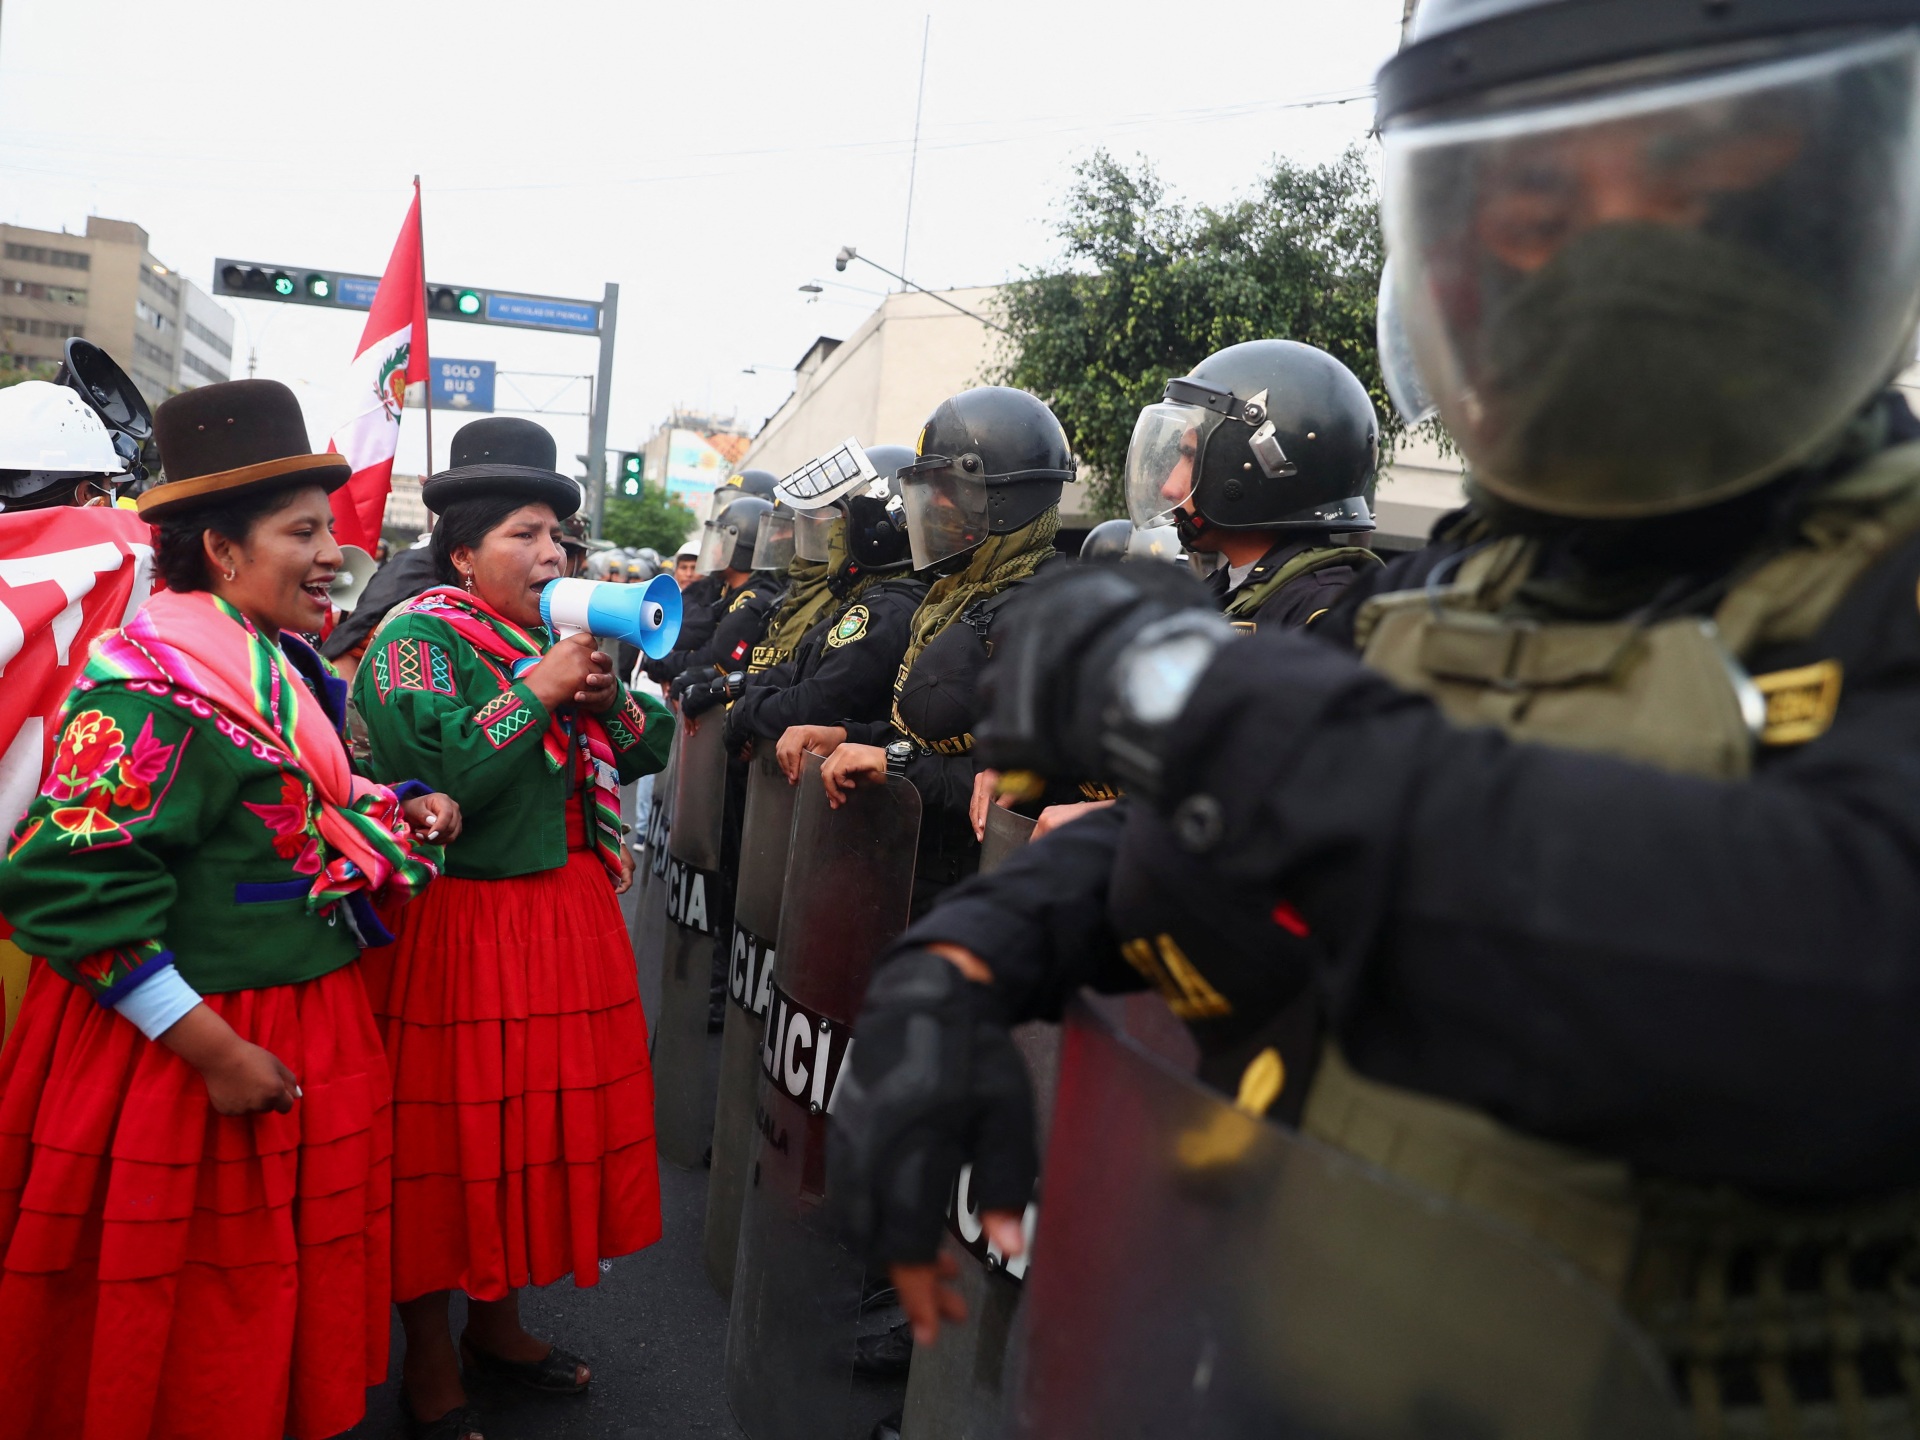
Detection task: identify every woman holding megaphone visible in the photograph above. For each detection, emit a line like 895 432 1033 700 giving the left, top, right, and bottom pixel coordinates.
352 419 673 1440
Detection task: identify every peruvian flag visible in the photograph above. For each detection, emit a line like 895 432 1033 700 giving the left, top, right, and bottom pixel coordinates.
328 182 429 552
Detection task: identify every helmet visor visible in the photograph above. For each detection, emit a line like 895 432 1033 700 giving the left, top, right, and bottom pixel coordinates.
1383 31 1920 518
1125 402 1214 528
793 506 843 563
779 438 878 510
902 459 991 570
695 520 732 575
752 511 796 570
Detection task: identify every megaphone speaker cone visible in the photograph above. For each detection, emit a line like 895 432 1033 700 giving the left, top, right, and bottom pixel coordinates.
537 575 683 660
329 545 379 612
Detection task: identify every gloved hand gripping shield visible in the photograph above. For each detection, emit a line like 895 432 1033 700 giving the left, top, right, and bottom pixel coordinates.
1382 29 1920 518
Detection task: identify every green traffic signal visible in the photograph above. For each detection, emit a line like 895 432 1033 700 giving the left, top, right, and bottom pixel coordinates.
305 273 331 300
457 290 482 316
271 272 295 296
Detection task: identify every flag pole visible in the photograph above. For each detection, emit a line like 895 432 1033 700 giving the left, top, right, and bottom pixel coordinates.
414 175 435 516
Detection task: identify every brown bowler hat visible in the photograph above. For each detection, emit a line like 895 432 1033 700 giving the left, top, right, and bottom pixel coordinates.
138 380 350 521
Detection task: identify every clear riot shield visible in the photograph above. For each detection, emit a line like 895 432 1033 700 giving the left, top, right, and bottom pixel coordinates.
724 751 922 1440
704 739 799 1297
900 804 1047 1440
1006 1000 1681 1440
653 712 727 1169
633 730 677 1046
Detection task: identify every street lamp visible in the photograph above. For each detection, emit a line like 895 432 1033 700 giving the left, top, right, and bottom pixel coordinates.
829 246 1007 334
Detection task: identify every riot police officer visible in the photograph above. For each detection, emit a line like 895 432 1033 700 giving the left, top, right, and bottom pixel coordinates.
0 339 149 512
1127 339 1381 627
651 492 787 689
832 5 1920 1432
806 387 1076 915
713 443 930 753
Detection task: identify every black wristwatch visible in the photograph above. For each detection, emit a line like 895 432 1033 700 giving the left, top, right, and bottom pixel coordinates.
885 739 914 777
721 671 747 701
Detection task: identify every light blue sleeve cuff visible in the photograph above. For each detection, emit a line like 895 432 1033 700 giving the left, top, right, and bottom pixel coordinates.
113 963 203 1040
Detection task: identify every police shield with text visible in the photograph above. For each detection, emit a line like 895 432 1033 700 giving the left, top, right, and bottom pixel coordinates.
831 4 1920 1436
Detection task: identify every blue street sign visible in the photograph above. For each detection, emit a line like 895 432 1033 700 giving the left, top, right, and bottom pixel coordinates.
335 274 380 309
485 293 599 333
432 358 495 412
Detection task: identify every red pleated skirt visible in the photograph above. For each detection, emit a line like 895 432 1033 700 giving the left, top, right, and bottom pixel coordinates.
359 801 660 1303
0 960 392 1440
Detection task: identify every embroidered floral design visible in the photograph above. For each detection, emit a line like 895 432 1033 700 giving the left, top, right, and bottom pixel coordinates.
49 791 126 847
244 773 322 875
43 710 126 801
70 939 167 1004
8 817 42 858
111 715 177 810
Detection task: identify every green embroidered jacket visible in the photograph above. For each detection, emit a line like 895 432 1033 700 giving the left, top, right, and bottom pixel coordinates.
353 608 671 879
0 686 362 1001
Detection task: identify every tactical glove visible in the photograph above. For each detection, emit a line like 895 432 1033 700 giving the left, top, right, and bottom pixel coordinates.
668 666 711 704
679 677 726 717
829 949 1038 1267
975 562 1235 798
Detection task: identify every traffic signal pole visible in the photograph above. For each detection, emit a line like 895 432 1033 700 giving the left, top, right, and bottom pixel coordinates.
586 281 618 539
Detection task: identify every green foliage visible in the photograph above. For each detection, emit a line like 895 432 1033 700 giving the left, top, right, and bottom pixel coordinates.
0 355 58 390
602 483 699 554
996 147 1410 518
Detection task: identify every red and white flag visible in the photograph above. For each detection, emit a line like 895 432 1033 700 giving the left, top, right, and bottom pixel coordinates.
0 505 154 1035
328 183 429 552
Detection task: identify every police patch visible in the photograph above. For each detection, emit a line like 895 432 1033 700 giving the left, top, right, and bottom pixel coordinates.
729 589 758 614
826 604 870 649
1753 660 1842 746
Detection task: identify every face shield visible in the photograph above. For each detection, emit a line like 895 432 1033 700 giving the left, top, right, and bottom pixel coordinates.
900 455 992 571
1383 31 1920 518
793 506 844 563
696 519 734 575
1377 255 1438 426
752 510 796 570
1124 403 1210 529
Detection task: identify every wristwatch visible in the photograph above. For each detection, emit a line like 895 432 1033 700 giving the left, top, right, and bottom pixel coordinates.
885 739 914 778
721 671 747 701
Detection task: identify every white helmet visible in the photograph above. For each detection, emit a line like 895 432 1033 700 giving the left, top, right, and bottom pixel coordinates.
0 381 128 511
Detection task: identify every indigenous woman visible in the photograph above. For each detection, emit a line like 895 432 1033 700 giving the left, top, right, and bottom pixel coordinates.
0 380 454 1440
352 418 671 1440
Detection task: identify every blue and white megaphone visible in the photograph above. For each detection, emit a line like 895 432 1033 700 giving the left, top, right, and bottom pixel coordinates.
510 574 683 677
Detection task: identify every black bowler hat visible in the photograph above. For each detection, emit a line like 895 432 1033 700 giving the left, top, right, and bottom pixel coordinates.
421 417 582 518
139 380 349 521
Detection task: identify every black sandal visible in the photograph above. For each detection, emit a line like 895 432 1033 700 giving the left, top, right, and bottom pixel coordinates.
404 1401 484 1440
459 1330 592 1395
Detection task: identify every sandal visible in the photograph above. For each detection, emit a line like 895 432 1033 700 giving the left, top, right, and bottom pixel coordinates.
404 1401 484 1440
459 1330 592 1395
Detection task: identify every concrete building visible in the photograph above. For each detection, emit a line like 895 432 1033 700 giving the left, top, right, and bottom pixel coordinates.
739 283 1468 545
0 216 234 407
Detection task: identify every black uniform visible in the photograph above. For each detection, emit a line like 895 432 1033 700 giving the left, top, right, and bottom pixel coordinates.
726 575 929 745
646 572 724 681
653 572 785 683
1210 537 1371 630
846 556 1069 913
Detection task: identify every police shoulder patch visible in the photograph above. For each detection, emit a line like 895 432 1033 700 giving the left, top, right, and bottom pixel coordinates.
729 589 758 614
826 604 870 648
1753 660 1842 746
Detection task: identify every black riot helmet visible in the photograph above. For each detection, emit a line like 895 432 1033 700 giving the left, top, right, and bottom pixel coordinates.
1126 340 1377 544
697 494 774 575
900 387 1075 570
729 468 779 499
844 443 917 571
1376 0 1920 519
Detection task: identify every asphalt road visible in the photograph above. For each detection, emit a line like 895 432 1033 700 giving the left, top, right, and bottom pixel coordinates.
345 1140 747 1440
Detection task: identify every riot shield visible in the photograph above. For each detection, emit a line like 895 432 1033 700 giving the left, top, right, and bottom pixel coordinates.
633 731 676 1046
704 739 799 1297
897 804 1049 1440
1005 1000 1681 1440
653 711 727 1169
725 751 921 1440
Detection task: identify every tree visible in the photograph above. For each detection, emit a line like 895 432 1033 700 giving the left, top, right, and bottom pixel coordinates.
996 146 1413 518
0 355 57 390
602 483 699 555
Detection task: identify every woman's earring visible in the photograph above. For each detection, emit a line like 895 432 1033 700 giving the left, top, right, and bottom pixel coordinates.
462 571 474 593
223 569 235 582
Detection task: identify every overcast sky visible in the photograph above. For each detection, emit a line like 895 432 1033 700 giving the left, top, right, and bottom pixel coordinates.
1 0 1406 476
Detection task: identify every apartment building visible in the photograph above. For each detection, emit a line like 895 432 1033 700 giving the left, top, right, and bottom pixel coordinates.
0 216 235 406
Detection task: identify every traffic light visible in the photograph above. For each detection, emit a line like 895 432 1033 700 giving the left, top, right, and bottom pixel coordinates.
431 287 485 319
618 452 643 496
216 263 334 306
304 273 331 300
